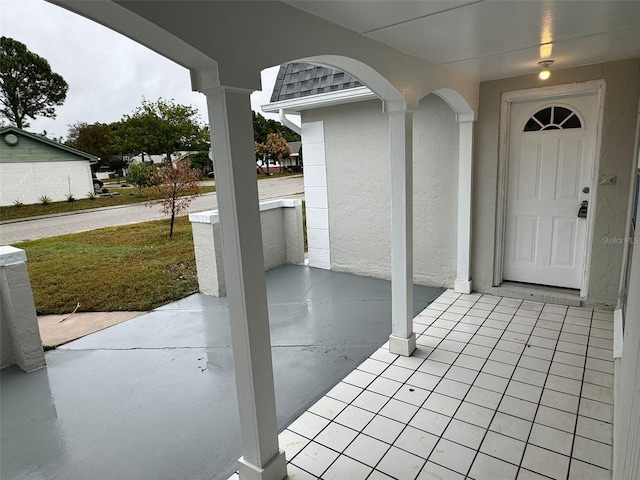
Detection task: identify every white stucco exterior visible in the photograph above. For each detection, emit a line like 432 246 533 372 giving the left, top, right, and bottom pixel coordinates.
0 161 94 206
300 121 330 269
189 199 305 296
302 95 459 288
0 246 45 372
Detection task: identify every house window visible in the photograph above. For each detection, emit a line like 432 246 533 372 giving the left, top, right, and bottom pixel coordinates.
524 106 582 132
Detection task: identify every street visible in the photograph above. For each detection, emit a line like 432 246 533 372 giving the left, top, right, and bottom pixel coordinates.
0 175 304 244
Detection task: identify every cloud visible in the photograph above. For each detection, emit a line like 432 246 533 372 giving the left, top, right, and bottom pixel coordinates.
0 0 283 138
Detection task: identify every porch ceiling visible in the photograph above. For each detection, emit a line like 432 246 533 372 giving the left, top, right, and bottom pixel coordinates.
286 0 640 80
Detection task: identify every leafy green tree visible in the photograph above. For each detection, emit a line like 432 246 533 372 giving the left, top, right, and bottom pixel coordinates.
148 159 201 237
66 122 115 171
0 37 68 129
190 151 213 175
252 111 300 144
110 98 209 162
126 162 154 194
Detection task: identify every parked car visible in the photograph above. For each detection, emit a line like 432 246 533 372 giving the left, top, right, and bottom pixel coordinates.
93 178 104 190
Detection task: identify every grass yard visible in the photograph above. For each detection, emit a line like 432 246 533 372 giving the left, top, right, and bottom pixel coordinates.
0 185 216 221
17 216 198 315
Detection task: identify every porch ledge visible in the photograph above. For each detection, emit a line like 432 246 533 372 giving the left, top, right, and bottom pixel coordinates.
189 199 304 296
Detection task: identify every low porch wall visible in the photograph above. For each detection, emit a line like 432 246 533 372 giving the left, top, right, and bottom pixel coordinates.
189 199 305 296
0 246 45 372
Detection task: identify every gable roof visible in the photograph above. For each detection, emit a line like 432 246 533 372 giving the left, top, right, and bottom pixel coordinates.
270 63 363 103
0 126 99 163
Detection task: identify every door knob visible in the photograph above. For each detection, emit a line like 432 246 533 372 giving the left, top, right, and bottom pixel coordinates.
578 200 588 218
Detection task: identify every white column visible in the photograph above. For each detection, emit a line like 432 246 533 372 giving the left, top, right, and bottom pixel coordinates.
385 103 416 356
199 84 286 480
302 121 331 269
455 115 475 294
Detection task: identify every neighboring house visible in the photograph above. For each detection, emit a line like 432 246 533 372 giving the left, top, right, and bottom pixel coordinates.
256 142 301 173
95 151 200 179
283 141 301 169
127 151 197 166
0 126 98 206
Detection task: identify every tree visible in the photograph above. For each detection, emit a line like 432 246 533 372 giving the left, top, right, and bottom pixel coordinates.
110 98 209 162
66 122 115 171
148 159 201 237
255 132 292 174
0 37 68 129
189 151 213 175
252 111 300 144
126 162 154 194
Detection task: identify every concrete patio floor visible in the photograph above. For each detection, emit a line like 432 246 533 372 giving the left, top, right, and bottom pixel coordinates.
0 264 443 480
240 290 615 480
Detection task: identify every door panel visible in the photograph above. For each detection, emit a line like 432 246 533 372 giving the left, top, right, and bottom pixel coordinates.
556 140 582 200
517 142 542 200
515 216 538 263
503 95 597 289
550 217 576 266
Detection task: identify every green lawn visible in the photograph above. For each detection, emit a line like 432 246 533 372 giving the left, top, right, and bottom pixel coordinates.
17 217 198 314
1 186 215 221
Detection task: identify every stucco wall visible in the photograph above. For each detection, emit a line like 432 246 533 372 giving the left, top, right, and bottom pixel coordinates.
614 220 640 478
473 58 640 307
189 200 305 296
0 161 94 206
303 94 459 287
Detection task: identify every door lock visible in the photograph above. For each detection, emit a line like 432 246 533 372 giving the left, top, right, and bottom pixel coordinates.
578 200 588 218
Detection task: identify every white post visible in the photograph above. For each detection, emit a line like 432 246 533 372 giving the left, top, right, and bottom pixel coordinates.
385 103 416 356
196 81 286 479
455 115 474 294
0 246 45 372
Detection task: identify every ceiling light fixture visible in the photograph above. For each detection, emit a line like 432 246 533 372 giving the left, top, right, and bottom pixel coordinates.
538 60 554 80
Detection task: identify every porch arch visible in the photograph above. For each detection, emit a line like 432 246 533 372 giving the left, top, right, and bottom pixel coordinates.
430 88 475 293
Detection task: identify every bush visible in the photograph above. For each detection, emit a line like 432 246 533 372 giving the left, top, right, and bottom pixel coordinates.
86 191 98 200
66 193 76 202
127 162 154 194
38 195 52 205
12 199 24 207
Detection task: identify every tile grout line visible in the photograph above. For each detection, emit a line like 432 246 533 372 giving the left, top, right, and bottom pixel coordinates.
513 303 565 480
565 307 593 480
411 294 512 479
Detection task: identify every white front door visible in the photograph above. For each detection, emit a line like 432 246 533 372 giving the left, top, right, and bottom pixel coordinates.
503 93 598 289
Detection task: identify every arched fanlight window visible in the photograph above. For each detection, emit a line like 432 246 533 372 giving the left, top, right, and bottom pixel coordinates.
524 106 582 132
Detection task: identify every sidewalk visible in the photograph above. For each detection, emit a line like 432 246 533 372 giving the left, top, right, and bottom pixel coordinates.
38 311 146 349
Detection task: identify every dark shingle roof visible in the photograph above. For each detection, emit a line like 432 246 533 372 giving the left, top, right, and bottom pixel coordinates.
270 63 363 103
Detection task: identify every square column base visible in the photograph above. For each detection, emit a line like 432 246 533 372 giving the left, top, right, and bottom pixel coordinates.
389 333 416 356
238 450 287 480
454 279 472 294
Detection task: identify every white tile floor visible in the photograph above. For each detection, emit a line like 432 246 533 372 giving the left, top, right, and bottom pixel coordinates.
230 291 614 480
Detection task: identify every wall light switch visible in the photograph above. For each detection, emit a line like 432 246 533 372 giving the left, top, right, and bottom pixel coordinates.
599 175 617 185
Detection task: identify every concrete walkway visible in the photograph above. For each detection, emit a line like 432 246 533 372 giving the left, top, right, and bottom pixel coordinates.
38 311 146 349
1 264 442 480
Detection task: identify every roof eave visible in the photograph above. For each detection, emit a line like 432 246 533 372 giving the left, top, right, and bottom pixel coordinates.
0 126 100 162
262 86 377 114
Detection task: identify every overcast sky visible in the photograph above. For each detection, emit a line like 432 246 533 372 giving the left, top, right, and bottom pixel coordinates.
0 0 283 139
